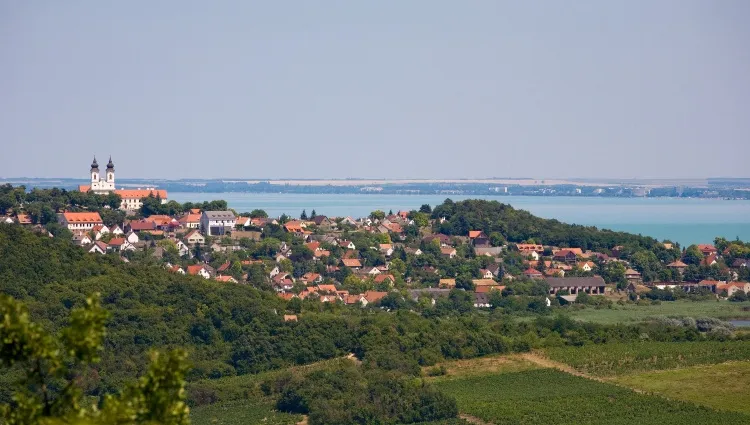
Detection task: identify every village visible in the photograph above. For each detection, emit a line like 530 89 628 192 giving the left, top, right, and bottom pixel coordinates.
3 201 745 311
2 158 749 312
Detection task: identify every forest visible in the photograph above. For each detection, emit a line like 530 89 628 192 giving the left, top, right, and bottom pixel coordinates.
1 222 747 424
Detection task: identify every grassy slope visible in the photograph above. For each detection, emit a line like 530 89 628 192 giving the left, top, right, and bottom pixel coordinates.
544 341 750 376
562 300 750 324
435 368 750 425
424 354 540 382
613 361 750 415
190 400 300 425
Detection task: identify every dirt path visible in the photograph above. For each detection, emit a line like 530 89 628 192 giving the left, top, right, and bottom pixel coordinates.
520 352 603 381
296 414 308 425
459 414 494 425
520 351 645 393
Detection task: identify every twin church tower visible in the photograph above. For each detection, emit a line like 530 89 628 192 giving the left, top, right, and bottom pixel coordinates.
89 156 116 194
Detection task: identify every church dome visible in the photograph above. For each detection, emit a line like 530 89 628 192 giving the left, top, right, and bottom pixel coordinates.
107 156 114 169
91 156 99 169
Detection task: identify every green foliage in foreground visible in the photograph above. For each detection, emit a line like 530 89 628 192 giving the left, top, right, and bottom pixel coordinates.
545 341 750 376
0 294 190 425
436 368 750 425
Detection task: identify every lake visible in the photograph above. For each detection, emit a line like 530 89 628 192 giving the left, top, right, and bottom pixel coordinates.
169 193 750 246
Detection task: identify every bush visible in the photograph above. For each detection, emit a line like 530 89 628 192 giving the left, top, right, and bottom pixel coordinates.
426 365 448 377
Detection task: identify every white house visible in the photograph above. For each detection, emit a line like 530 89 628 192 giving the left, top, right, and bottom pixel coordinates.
125 231 140 244
184 230 206 245
111 225 124 236
87 241 107 255
187 265 211 279
72 232 92 246
338 240 356 250
92 224 110 240
269 266 280 278
201 211 237 236
379 244 394 257
59 212 103 231
175 240 191 257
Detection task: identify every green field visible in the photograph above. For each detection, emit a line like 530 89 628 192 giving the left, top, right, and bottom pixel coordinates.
561 300 750 324
190 400 300 425
435 368 750 425
614 360 750 415
545 341 750 376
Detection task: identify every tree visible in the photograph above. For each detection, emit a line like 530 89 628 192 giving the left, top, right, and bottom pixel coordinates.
0 294 190 425
683 245 704 266
310 209 317 219
455 274 474 291
300 209 308 220
249 209 268 218
419 204 432 214
599 261 627 289
729 290 748 302
370 210 385 221
410 211 430 228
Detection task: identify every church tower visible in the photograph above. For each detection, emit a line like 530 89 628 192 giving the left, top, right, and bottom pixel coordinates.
90 156 101 192
103 156 116 191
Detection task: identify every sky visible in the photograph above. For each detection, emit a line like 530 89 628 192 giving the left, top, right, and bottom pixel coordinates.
1 1 749 180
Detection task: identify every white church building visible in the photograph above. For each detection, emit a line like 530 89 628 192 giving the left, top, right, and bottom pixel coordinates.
78 156 168 211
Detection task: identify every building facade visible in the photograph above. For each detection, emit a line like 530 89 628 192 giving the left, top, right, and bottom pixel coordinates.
58 212 103 231
78 157 168 211
201 211 237 236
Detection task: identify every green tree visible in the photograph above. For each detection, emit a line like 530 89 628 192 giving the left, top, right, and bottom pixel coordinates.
455 274 474 291
300 209 308 220
370 210 385 221
0 294 190 425
249 209 268 218
419 204 432 214
683 245 704 266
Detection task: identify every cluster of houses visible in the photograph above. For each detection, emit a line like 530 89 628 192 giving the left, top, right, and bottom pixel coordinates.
4 197 749 307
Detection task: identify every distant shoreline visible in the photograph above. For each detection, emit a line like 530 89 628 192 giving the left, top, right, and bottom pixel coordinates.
3 176 750 188
2 177 750 199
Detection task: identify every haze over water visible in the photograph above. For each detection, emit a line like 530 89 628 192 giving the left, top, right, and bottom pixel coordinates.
170 193 750 246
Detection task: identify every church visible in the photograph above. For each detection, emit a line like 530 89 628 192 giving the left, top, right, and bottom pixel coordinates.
78 156 168 211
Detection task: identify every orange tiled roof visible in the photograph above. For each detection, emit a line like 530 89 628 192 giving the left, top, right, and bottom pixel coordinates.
115 189 168 199
363 291 388 303
187 265 206 275
342 258 362 268
179 214 201 224
469 230 482 239
62 212 103 223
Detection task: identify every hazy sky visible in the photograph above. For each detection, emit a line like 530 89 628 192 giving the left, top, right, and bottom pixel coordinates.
2 1 748 180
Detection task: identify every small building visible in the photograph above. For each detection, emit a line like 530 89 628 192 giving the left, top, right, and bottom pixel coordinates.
545 276 606 295
667 260 688 274
59 212 103 231
523 268 544 279
440 247 457 258
187 264 212 279
624 268 642 283
552 249 578 264
473 292 491 308
201 211 236 236
184 230 205 245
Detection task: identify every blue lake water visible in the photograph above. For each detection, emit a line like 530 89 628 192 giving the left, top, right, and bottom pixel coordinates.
169 193 750 246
